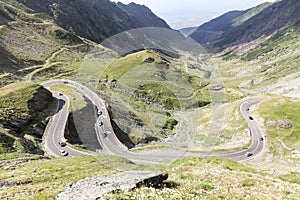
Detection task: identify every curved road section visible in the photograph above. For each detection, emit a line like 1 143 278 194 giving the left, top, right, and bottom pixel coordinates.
42 79 265 162
211 99 265 161
42 89 87 157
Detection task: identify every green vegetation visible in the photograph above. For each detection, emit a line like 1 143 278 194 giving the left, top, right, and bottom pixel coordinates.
217 21 300 95
106 157 299 199
222 51 237 61
196 182 214 190
0 149 299 200
241 179 256 187
279 172 300 185
0 82 42 117
243 22 300 61
103 50 164 80
233 2 272 27
97 50 211 144
129 145 169 152
258 98 300 149
0 82 55 153
133 83 180 110
0 0 99 83
49 84 87 111
0 155 134 199
163 118 178 130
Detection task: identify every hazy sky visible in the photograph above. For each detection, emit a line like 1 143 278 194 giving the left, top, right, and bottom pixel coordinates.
112 0 277 29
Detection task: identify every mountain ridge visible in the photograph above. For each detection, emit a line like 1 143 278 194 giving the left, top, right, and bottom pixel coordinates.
215 0 300 51
17 0 171 43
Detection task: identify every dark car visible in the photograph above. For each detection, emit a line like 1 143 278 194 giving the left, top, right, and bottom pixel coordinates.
259 137 264 141
103 132 108 138
63 81 69 84
58 141 66 147
98 121 103 126
249 116 254 120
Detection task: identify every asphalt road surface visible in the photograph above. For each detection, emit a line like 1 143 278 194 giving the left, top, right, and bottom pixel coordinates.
42 79 265 163
42 88 87 157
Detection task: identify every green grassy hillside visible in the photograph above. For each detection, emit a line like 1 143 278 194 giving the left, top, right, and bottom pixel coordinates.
0 0 99 86
259 97 300 151
1 155 299 199
0 82 55 154
218 21 300 96
109 157 300 200
97 50 210 145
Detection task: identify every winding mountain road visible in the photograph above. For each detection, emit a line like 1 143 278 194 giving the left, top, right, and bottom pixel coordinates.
42 79 265 163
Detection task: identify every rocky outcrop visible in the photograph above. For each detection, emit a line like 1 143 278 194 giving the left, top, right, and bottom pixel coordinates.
57 171 168 200
142 57 155 63
0 84 56 153
267 120 293 129
0 86 55 136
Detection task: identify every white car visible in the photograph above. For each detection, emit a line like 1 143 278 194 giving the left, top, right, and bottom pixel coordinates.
245 152 253 157
60 150 68 156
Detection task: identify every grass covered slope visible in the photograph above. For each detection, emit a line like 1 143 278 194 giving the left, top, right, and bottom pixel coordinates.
105 157 300 200
0 82 56 154
258 97 300 152
98 50 210 145
218 20 300 97
1 156 299 200
0 155 133 199
0 0 98 86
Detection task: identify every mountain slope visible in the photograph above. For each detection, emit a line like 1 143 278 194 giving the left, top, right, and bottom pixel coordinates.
17 0 170 43
0 0 89 80
0 0 171 86
190 2 273 51
117 2 170 29
179 26 197 36
216 0 300 50
190 11 247 45
0 82 56 154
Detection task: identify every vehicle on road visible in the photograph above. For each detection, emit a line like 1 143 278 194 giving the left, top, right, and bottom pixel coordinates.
63 81 69 84
60 150 68 156
249 116 254 120
245 152 253 157
259 137 264 141
246 108 250 111
103 132 108 138
59 93 63 96
98 121 103 126
58 141 66 147
97 110 103 116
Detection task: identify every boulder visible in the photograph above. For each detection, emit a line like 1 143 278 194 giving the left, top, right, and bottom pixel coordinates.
143 57 155 63
57 171 168 200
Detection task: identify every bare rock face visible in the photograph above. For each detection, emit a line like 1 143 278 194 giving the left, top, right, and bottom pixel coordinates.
267 120 293 129
56 171 168 200
143 57 155 63
277 120 293 129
